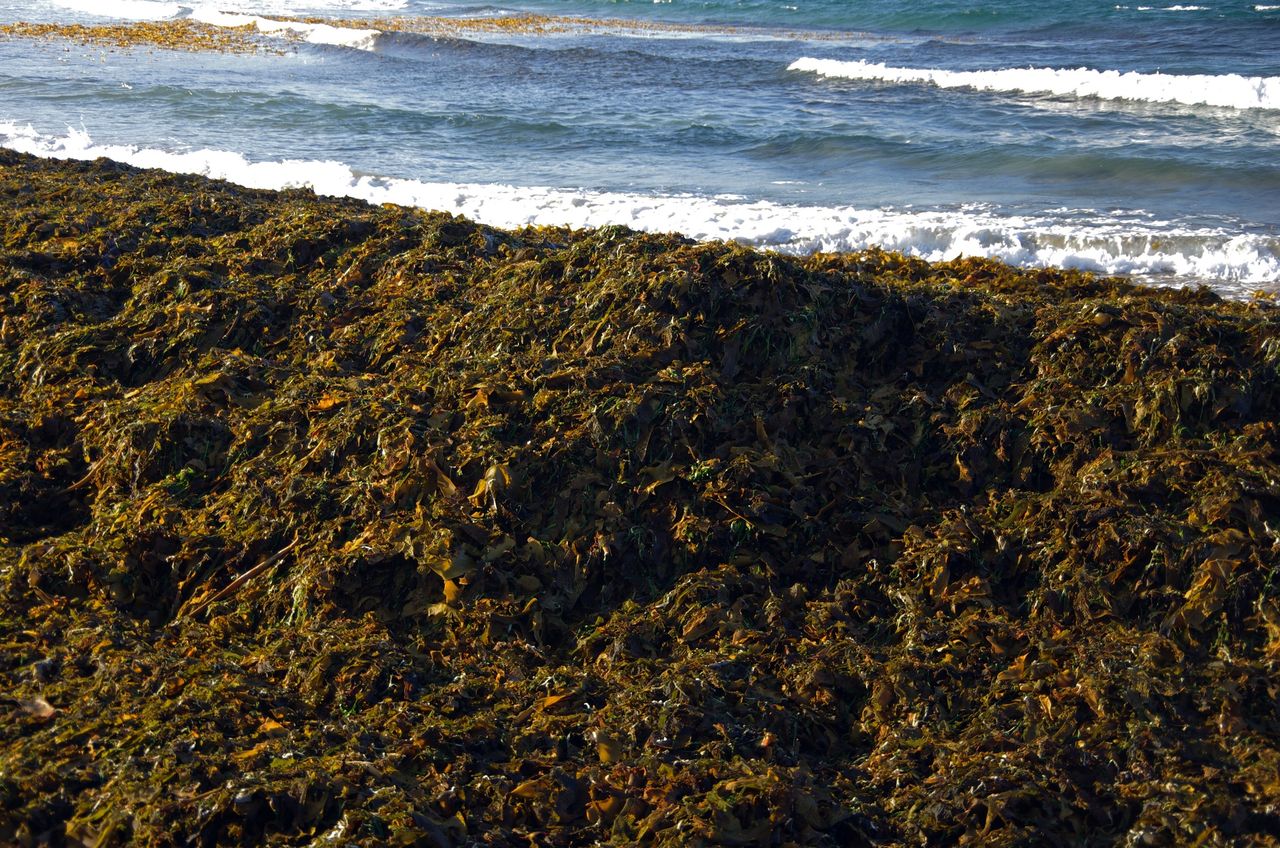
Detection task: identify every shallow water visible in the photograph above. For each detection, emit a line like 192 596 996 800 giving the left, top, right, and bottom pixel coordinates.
2 0 1278 294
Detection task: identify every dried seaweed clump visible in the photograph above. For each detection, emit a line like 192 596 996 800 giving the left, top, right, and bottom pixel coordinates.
1 149 1279 847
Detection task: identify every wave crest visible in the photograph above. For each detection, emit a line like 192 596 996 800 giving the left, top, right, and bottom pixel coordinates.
789 57 1280 111
190 8 380 50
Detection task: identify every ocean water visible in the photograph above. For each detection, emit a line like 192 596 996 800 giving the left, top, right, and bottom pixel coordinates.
1 0 1278 295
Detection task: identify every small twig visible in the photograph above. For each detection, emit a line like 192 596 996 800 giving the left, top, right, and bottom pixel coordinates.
175 536 300 622
62 455 108 494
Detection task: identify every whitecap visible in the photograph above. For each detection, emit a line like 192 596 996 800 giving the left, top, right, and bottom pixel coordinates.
189 7 380 50
788 57 1280 111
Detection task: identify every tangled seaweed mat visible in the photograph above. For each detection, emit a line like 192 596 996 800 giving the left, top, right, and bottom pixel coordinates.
1 150 1278 847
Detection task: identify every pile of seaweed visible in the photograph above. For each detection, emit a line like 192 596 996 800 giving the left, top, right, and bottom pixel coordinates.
1 149 1278 847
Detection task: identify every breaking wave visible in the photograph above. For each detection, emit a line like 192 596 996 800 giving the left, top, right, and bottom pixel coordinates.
189 8 380 50
2 123 1276 292
788 58 1280 111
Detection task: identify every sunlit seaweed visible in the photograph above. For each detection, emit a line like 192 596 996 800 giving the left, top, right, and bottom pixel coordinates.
0 20 274 54
349 12 869 42
1 150 1278 846
0 12 871 57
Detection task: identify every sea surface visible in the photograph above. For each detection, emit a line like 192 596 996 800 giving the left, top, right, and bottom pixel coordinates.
1 0 1278 295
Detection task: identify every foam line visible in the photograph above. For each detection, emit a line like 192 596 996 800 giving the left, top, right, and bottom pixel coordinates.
2 123 1275 291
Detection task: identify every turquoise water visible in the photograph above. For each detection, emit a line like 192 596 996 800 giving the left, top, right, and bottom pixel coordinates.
1 0 1278 292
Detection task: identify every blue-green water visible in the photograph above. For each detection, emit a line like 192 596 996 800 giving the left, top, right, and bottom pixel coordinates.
2 0 1278 292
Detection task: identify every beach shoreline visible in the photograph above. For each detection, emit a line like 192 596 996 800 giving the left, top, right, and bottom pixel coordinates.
3 5 1278 296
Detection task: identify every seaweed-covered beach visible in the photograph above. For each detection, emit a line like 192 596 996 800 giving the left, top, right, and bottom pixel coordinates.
2 151 1280 846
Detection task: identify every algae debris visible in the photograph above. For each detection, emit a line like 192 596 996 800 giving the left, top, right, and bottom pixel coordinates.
1 150 1279 846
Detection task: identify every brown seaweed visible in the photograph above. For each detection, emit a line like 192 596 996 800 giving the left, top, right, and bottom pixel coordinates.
1 150 1278 846
0 20 272 53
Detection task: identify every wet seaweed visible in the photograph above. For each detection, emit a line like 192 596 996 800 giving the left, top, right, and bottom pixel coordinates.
0 20 272 54
1 150 1278 846
0 14 863 57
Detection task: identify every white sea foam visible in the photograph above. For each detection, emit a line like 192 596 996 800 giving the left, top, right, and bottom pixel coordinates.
2 123 1276 293
47 0 185 20
189 0 407 14
188 8 380 49
789 58 1280 111
47 0 406 18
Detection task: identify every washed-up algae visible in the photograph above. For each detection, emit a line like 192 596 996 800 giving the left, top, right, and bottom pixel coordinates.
0 149 1278 847
342 14 868 43
0 14 870 55
0 21 271 54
